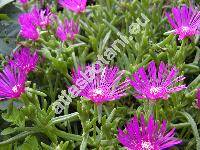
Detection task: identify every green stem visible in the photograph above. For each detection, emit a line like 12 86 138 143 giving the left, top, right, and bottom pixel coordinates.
188 74 200 89
80 133 89 150
26 87 47 97
13 127 39 133
157 34 174 47
148 100 154 117
155 103 159 120
193 46 200 64
0 131 38 146
93 122 96 142
97 104 102 124
37 38 49 46
180 38 186 51
50 112 79 125
52 73 60 102
170 123 191 129
54 129 82 142
65 73 73 83
7 100 13 115
137 55 152 68
106 108 116 123
72 52 78 71
179 111 200 150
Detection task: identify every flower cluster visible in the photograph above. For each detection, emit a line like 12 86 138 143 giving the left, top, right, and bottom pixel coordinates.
56 19 79 42
13 1 198 149
70 61 186 103
58 0 87 13
18 7 52 40
70 62 185 149
0 48 38 101
166 5 200 40
118 114 182 150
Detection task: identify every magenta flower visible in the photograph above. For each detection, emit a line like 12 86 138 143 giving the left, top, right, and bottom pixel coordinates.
58 0 87 13
31 7 52 29
18 13 39 40
166 5 200 40
70 65 129 104
0 65 26 100
196 89 200 109
18 0 28 4
9 48 38 74
18 7 52 40
56 19 79 42
130 61 186 100
118 114 182 150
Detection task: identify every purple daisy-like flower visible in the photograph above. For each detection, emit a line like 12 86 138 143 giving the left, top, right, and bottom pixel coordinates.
69 65 129 104
9 48 38 74
196 89 200 109
0 65 27 100
18 13 39 40
58 0 87 13
56 19 79 42
31 7 52 29
118 114 182 150
18 7 52 40
130 61 186 100
166 5 200 40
